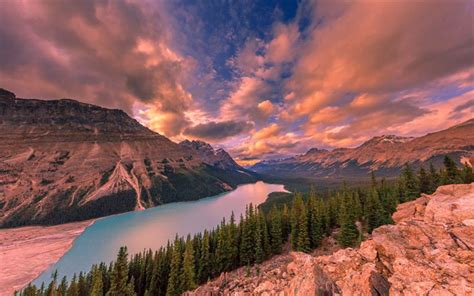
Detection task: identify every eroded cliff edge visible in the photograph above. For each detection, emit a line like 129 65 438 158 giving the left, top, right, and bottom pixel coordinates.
191 183 474 295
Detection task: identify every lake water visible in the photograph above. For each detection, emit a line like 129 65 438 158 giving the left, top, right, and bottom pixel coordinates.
34 181 286 285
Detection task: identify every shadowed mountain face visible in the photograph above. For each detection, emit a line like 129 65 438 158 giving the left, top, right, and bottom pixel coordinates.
0 89 257 227
252 119 474 179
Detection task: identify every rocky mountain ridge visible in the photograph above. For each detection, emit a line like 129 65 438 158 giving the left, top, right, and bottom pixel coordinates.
179 140 242 171
190 183 474 295
0 89 257 227
252 120 474 179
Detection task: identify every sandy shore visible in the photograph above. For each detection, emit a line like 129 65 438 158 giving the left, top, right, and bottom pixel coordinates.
0 220 94 296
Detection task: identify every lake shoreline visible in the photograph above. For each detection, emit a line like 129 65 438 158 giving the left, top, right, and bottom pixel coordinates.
34 182 286 286
0 219 95 296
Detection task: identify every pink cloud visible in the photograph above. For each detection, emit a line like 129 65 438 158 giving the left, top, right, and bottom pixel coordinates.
266 23 299 64
0 0 196 138
277 0 474 150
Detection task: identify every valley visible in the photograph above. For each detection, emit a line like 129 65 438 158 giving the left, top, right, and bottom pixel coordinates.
0 89 258 228
18 162 474 296
3 182 284 295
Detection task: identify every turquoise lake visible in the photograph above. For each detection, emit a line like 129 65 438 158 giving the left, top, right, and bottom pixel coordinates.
33 181 286 285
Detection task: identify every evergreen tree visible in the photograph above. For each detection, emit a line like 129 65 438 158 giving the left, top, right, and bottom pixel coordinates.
385 191 399 215
127 276 136 296
254 211 265 263
181 236 197 292
428 163 440 193
259 210 271 258
290 194 303 250
307 194 317 248
269 206 282 254
58 276 68 296
418 166 430 194
228 212 239 269
215 219 231 272
401 163 419 200
296 200 311 253
198 230 211 283
281 204 290 240
20 284 38 296
395 179 406 204
371 171 377 188
107 247 135 296
307 192 323 248
46 271 57 296
337 197 359 247
327 197 339 229
443 155 460 184
90 265 103 296
78 272 87 296
365 189 391 233
166 237 182 296
67 275 79 296
352 192 363 221
239 205 255 265
46 280 56 296
39 283 46 296
320 200 331 236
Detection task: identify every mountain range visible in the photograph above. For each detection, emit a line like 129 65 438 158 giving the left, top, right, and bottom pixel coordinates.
252 119 474 179
1 86 472 227
0 89 257 227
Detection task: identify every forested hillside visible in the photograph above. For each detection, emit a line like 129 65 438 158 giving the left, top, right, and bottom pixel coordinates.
18 156 473 296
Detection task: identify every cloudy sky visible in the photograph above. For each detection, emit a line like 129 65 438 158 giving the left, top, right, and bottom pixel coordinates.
1 0 473 165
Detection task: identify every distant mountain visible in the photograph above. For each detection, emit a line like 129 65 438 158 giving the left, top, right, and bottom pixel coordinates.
252 120 474 179
179 140 241 170
0 88 257 227
179 139 258 184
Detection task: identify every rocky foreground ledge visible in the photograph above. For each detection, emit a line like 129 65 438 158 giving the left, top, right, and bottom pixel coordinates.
190 183 474 295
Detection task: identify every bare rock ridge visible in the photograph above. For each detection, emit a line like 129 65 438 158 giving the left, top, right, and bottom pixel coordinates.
252 120 474 178
179 140 242 171
191 183 474 295
0 88 257 227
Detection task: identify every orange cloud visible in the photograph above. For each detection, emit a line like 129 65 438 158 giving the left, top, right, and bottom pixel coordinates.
280 0 474 149
0 0 196 138
253 123 280 140
231 123 309 160
394 90 474 137
220 76 270 122
266 23 299 64
257 100 276 119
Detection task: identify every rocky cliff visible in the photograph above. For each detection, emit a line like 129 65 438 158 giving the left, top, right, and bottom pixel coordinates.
0 89 257 227
190 183 474 295
179 140 242 171
252 120 474 179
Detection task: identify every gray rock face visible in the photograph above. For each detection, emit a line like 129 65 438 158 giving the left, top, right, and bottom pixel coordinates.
252 120 474 179
0 89 256 227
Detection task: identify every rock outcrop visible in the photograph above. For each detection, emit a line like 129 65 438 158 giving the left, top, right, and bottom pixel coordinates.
190 183 474 295
0 89 257 227
252 120 474 178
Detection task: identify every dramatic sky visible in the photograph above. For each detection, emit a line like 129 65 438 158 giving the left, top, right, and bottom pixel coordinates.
1 0 473 165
